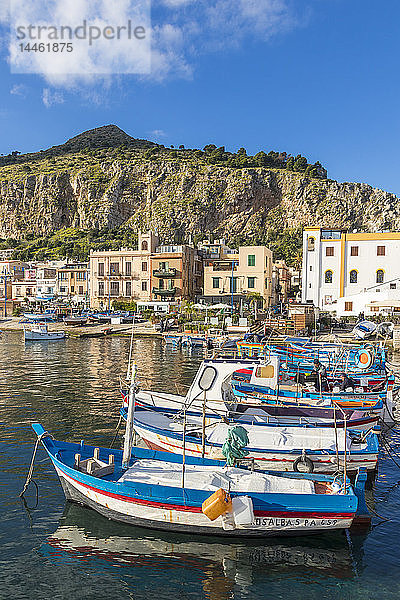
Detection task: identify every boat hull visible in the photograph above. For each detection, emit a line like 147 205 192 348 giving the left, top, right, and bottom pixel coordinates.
55 466 354 537
24 331 65 341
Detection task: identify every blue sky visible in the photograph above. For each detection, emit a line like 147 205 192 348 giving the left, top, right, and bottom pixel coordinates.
1 0 399 195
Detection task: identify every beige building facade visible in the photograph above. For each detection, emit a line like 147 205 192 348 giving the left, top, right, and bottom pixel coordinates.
90 232 203 309
202 244 273 306
57 262 89 305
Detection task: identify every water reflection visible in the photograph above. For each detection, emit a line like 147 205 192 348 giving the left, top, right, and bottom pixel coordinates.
40 502 359 600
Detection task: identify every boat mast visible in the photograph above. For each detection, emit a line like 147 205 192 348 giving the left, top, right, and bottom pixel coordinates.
122 361 137 469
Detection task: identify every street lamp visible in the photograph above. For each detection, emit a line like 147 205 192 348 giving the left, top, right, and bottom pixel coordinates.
0 268 12 318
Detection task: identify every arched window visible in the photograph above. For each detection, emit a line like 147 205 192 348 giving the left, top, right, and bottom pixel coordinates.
350 269 358 283
141 240 148 251
325 270 333 284
376 269 384 284
307 237 315 251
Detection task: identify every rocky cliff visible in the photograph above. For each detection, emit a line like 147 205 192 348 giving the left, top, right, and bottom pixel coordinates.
0 126 399 246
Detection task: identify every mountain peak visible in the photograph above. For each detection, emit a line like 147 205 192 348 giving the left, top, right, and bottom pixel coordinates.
54 124 156 153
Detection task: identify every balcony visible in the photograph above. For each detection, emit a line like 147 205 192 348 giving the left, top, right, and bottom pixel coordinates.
152 287 177 297
153 268 177 278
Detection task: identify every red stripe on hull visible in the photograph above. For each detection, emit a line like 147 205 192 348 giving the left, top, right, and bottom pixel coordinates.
59 468 354 519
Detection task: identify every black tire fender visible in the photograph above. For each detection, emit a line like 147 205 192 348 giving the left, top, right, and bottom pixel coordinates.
293 455 314 473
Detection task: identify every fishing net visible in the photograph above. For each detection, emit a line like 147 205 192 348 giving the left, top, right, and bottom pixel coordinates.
222 425 249 466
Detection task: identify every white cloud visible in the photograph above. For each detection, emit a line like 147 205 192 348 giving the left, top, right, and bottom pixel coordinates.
8 0 151 83
10 83 27 96
150 0 300 79
1 0 305 89
150 129 167 138
42 88 64 107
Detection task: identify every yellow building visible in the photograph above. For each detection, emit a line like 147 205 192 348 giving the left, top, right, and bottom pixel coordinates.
57 262 89 305
202 244 273 307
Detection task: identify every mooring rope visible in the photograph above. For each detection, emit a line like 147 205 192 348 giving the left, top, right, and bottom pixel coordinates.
19 431 52 500
109 415 123 448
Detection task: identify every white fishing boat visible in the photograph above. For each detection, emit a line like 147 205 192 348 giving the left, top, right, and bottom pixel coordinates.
375 321 394 338
24 323 66 342
131 409 379 474
352 321 377 340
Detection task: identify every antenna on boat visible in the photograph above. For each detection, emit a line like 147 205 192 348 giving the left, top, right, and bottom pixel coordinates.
182 403 187 488
126 319 135 380
122 361 137 469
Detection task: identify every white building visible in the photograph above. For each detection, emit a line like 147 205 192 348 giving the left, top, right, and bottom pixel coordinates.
301 227 400 316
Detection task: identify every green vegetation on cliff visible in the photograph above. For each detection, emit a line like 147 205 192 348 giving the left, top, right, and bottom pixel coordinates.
0 125 396 266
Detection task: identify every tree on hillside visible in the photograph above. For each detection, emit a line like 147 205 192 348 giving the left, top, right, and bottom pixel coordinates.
286 156 294 171
293 155 308 172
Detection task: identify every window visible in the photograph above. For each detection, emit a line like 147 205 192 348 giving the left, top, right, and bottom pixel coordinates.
390 283 397 289
377 246 385 256
159 279 164 290
141 281 147 291
326 247 334 257
98 282 104 296
230 277 237 293
60 286 66 293
265 257 269 268
70 272 74 279
159 261 169 271
78 286 84 295
141 262 147 272
168 279 174 290
110 281 120 296
265 278 268 289
71 286 74 293
309 265 312 271
376 269 384 284
126 262 131 276
247 277 255 289
76 272 85 280
345 302 353 312
324 270 333 284
110 262 119 275
126 281 132 297
141 240 148 251
98 262 104 276
247 255 255 267
350 246 358 256
324 295 332 305
212 277 220 289
349 269 358 283
307 237 315 251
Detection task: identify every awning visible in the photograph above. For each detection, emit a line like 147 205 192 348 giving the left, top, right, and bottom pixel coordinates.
366 300 400 308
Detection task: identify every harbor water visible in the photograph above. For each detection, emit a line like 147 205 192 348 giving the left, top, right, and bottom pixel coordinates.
1 332 400 599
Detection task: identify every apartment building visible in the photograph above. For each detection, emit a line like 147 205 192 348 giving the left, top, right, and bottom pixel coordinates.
301 227 400 315
11 268 37 302
202 244 273 307
57 262 89 305
89 232 204 309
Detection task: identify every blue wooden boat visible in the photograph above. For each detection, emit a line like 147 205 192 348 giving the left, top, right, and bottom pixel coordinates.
31 423 369 536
